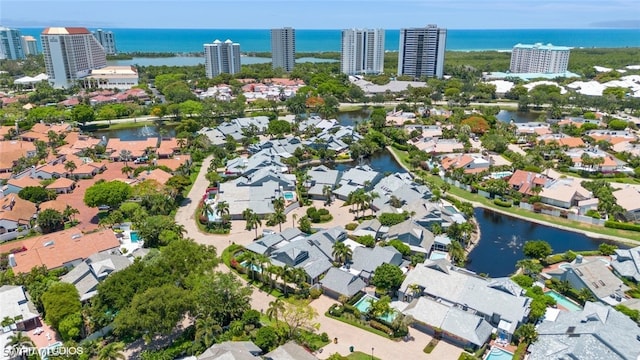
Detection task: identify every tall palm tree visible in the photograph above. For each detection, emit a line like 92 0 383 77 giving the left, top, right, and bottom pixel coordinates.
120 165 133 179
291 213 298 228
119 149 132 166
4 331 33 360
272 266 284 292
266 298 286 323
98 342 126 360
241 251 260 281
269 209 287 232
447 240 466 266
368 191 380 216
273 197 285 212
216 201 230 225
322 185 333 206
63 205 80 222
282 265 294 296
64 160 77 177
243 208 262 239
195 317 222 349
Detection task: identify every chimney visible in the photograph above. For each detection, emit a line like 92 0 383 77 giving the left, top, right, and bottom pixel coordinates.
30 165 36 178
575 255 583 264
8 254 16 268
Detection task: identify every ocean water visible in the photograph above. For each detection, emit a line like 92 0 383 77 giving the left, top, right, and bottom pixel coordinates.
19 28 640 53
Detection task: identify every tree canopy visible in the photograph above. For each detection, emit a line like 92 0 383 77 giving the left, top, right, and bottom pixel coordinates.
523 240 553 259
84 180 132 209
371 263 405 291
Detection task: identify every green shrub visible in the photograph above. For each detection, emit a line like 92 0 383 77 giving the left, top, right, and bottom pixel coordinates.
511 274 534 288
379 212 407 226
345 223 358 231
319 214 333 222
356 234 376 247
369 320 392 334
309 288 323 299
493 198 512 207
317 208 330 216
604 221 640 232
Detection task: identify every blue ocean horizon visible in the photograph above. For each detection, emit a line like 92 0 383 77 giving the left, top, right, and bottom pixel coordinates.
19 28 640 53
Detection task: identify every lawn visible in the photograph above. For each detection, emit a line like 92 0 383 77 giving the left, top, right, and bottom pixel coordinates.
346 351 381 360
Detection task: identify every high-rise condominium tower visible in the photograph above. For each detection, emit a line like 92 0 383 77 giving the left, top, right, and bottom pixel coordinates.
41 27 107 89
340 29 385 75
0 26 25 60
271 27 295 72
204 39 241 78
509 43 571 74
21 36 39 56
398 24 447 79
92 29 117 55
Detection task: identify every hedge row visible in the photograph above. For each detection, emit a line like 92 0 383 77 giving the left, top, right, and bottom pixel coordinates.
369 319 392 334
493 198 512 207
604 221 640 232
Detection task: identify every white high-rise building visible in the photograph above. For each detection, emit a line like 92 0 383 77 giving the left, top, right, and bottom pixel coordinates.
271 27 295 72
509 43 571 74
398 24 447 79
340 29 385 75
204 39 241 78
92 29 117 55
0 26 25 60
41 27 107 89
21 36 39 56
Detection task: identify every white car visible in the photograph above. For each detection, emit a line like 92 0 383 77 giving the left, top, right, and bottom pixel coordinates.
33 327 43 335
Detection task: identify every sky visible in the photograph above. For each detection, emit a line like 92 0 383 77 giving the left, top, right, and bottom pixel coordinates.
1 0 639 29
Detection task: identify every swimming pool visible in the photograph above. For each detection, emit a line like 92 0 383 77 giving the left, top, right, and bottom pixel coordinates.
283 191 295 201
545 290 582 312
130 231 140 243
485 347 513 360
353 294 397 323
429 251 448 260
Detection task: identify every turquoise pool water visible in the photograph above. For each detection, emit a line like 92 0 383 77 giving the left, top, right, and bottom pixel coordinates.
353 294 397 323
545 290 583 312
485 348 513 360
130 231 140 243
283 191 295 200
429 251 448 260
240 261 262 273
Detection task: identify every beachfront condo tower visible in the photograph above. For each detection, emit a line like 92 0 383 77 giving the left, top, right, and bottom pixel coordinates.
398 24 447 79
21 36 39 56
92 29 117 55
509 43 571 74
341 29 385 75
271 27 295 72
0 26 25 60
41 27 107 89
204 39 241 78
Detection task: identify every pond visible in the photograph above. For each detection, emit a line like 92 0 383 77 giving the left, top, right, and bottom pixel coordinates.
466 208 628 277
92 124 176 141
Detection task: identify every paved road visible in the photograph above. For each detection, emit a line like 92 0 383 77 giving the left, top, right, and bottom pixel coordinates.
173 156 462 360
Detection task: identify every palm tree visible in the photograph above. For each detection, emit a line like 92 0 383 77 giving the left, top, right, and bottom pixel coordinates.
291 213 298 228
408 283 422 299
272 266 284 292
267 298 286 323
241 251 260 281
273 197 285 212
216 201 230 226
64 160 77 177
368 191 379 216
282 265 294 296
4 331 33 360
323 185 333 206
121 165 134 179
195 317 222 349
119 149 132 166
63 205 80 222
269 209 287 232
243 208 262 239
98 342 126 360
332 241 353 265
447 240 466 266
514 323 538 344
577 288 595 304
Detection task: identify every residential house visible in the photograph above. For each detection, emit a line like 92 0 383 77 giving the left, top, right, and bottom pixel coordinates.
585 129 637 145
537 133 585 148
264 341 319 360
398 260 531 341
612 187 640 222
371 172 432 211
385 220 435 254
320 267 367 299
612 140 640 157
155 154 192 172
225 151 286 176
507 170 549 196
197 341 262 360
73 162 105 179
565 147 626 173
306 165 342 200
353 218 382 238
545 255 629 306
611 245 640 283
157 138 180 158
528 302 640 360
0 285 40 330
60 253 132 301
0 140 36 179
107 137 158 161
556 116 602 128
348 245 405 282
332 165 382 200
539 178 592 209
441 154 490 174
403 199 464 230
386 110 416 126
2 229 121 273
0 196 36 242
245 228 306 255
405 124 442 138
397 297 493 350
4 176 43 194
515 122 552 136
137 168 173 186
45 177 76 194
410 137 465 153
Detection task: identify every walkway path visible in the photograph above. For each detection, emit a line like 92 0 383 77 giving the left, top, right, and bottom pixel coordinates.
174 156 463 360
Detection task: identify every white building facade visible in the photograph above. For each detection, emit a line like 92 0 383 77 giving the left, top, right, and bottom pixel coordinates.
21 35 39 56
41 27 107 89
0 26 25 60
271 27 295 72
92 29 117 55
340 29 385 75
509 43 571 74
398 24 447 79
204 39 241 78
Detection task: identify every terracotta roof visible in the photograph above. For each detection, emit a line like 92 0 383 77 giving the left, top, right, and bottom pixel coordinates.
0 141 36 170
612 187 640 212
42 27 90 35
508 170 549 195
39 200 68 213
138 168 172 185
157 138 179 156
7 177 42 189
155 155 191 171
0 196 36 224
0 126 13 138
31 123 71 135
107 138 158 158
6 229 120 273
441 154 474 170
45 177 76 190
